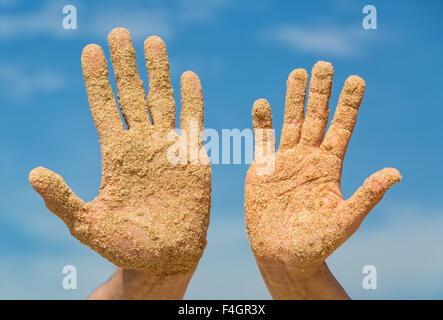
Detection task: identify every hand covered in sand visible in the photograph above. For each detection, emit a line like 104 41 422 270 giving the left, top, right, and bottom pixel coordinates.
245 61 401 274
29 28 210 276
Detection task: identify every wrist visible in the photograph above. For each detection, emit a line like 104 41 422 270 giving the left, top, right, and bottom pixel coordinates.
255 258 349 300
89 267 196 300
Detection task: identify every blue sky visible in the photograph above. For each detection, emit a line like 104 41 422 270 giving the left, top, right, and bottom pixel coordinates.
0 0 442 299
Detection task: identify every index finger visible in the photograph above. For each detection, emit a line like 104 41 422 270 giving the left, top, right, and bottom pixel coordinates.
81 43 124 142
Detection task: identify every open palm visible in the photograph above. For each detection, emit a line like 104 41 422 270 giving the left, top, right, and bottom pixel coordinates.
29 28 210 275
245 62 401 270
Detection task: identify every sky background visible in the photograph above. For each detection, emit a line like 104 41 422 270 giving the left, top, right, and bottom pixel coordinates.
0 0 442 299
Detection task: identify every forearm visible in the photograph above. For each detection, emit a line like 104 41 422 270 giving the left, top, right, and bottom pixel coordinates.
256 259 349 300
88 267 195 300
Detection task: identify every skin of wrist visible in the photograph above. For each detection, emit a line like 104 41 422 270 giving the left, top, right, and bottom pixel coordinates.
255 258 349 300
89 267 196 300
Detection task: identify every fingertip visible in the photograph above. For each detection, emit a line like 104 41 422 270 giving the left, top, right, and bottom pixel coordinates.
28 166 58 194
81 43 106 73
344 75 366 94
288 68 308 90
181 70 201 87
369 167 402 194
287 69 308 100
288 68 308 81
312 61 334 79
144 35 166 52
383 167 402 183
252 98 270 115
252 99 272 128
82 43 102 56
29 166 44 185
108 27 131 45
109 26 130 35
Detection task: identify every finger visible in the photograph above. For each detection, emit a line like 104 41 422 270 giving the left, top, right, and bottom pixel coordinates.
144 35 175 130
252 99 275 160
29 167 86 228
299 61 334 147
108 27 149 129
341 168 402 223
81 44 124 141
180 71 204 149
321 76 366 159
280 68 307 149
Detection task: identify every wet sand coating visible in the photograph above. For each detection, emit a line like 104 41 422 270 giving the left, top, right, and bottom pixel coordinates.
29 28 211 276
245 61 401 269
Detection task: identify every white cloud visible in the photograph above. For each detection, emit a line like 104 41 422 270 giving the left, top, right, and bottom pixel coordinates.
0 3 62 39
177 0 231 23
0 0 16 7
264 23 376 57
0 2 172 40
0 1 231 98
0 62 67 100
0 1 232 41
0 62 68 100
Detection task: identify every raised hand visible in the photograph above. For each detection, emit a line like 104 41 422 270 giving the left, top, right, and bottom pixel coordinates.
245 61 401 299
29 28 211 280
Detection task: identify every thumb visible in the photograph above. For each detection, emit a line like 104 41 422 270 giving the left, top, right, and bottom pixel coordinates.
29 167 86 228
341 168 402 223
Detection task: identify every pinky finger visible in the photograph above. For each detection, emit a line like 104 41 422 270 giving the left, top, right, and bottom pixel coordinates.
252 99 275 161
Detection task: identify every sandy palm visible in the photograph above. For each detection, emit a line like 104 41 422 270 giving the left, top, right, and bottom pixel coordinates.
245 62 401 269
29 28 211 275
